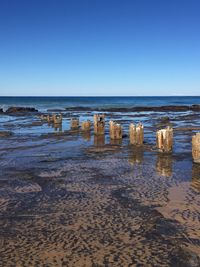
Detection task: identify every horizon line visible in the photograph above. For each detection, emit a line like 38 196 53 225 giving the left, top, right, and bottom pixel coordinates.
1 95 200 98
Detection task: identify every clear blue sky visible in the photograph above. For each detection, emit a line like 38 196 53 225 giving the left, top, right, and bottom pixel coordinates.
0 0 200 96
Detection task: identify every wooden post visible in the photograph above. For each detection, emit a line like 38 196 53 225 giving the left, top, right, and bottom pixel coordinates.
129 123 136 144
94 114 105 135
53 114 62 124
192 132 200 163
109 120 114 136
47 115 54 123
109 121 122 140
156 126 173 152
82 120 91 131
136 123 144 145
71 118 79 129
129 123 144 145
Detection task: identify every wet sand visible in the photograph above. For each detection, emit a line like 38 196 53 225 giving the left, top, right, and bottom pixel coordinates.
0 108 200 266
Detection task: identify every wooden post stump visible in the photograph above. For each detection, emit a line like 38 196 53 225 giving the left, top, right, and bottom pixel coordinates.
94 114 105 135
82 120 91 131
129 123 144 145
53 114 62 124
129 123 136 144
109 120 114 136
109 121 122 140
192 132 200 163
71 118 79 129
156 126 173 152
47 115 54 123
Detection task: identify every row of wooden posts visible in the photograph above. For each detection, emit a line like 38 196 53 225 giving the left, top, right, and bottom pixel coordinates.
40 113 200 163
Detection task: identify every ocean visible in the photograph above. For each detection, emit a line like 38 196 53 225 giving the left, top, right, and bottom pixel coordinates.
0 96 200 112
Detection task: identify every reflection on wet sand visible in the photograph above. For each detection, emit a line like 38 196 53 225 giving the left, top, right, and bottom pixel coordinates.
110 138 122 145
54 124 62 132
156 153 173 177
94 134 105 146
128 147 144 165
192 163 200 191
47 121 63 133
81 131 91 141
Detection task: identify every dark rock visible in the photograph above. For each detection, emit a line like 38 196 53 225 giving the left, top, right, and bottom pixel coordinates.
191 104 200 111
156 116 172 129
0 108 3 113
0 131 13 137
171 247 200 267
65 105 200 113
160 116 170 122
47 109 65 112
18 121 43 127
5 107 38 114
66 106 90 111
31 121 43 126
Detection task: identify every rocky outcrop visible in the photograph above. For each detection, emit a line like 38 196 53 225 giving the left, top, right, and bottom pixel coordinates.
65 105 200 113
160 116 170 122
47 109 65 112
5 107 38 114
0 131 13 137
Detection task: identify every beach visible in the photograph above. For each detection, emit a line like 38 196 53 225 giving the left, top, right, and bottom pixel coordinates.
0 97 200 266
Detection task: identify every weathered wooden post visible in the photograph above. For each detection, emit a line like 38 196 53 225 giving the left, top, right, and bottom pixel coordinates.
156 126 173 152
129 123 144 145
129 123 136 144
94 114 105 135
109 120 114 136
136 123 144 145
192 133 200 163
82 120 91 131
109 121 122 140
53 114 62 124
47 114 54 123
71 118 79 129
